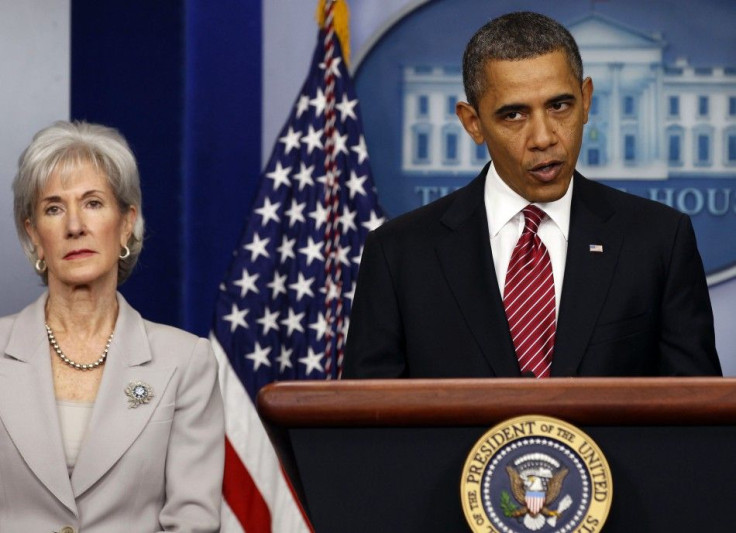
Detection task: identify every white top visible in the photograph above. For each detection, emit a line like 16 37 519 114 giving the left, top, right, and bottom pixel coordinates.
56 400 94 475
484 161 573 318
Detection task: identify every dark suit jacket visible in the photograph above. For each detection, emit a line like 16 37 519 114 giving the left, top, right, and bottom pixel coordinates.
343 168 721 378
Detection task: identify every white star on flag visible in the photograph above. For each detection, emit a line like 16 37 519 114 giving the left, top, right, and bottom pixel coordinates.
243 233 270 262
245 342 272 370
280 308 305 336
309 312 329 341
233 269 259 298
346 170 367 198
336 93 357 122
351 134 369 164
301 125 324 154
276 236 296 262
256 307 280 335
299 236 324 266
310 87 326 116
276 346 294 372
289 272 315 301
267 271 288 299
293 162 316 190
279 126 302 154
299 347 325 375
285 199 307 227
266 161 291 190
254 197 281 226
222 303 248 333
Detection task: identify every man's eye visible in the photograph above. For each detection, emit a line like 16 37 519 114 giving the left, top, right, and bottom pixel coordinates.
505 112 523 121
551 102 570 111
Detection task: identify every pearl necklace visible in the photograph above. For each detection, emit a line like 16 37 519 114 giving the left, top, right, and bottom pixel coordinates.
45 323 114 371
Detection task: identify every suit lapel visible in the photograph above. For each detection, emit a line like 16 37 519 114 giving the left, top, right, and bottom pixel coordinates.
71 295 175 497
436 172 521 377
0 293 78 515
552 174 623 376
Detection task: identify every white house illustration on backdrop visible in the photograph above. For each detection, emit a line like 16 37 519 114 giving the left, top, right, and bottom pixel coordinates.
401 14 736 180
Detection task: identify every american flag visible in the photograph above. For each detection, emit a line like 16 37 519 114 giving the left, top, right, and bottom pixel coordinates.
210 1 384 531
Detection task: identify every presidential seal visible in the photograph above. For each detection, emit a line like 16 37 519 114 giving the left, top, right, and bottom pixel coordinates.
460 415 612 533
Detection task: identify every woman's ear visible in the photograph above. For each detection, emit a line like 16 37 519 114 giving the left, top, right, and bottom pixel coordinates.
24 218 42 258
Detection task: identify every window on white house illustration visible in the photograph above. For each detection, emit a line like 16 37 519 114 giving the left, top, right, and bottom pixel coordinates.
417 95 429 118
726 130 736 164
696 133 711 166
446 95 457 116
668 96 679 117
698 96 709 117
623 96 635 117
667 126 684 166
442 125 460 165
668 135 681 165
624 134 636 162
412 124 432 165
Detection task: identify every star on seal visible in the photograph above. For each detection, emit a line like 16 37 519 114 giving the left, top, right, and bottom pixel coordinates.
125 380 154 408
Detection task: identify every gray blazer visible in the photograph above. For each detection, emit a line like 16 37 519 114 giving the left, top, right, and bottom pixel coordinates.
0 293 224 532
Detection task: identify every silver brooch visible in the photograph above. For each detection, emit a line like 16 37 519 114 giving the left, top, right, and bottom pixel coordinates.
125 380 154 408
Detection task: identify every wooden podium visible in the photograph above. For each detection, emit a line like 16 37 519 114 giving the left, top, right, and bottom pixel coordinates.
257 378 736 532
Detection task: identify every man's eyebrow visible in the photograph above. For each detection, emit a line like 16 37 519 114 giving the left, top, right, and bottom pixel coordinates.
547 93 576 105
494 103 528 117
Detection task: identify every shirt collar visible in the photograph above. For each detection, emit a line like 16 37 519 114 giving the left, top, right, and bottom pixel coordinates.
484 161 573 239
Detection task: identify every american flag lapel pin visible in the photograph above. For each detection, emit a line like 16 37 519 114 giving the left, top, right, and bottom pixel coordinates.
589 244 604 253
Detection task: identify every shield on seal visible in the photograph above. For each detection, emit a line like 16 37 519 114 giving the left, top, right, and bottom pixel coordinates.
525 490 545 515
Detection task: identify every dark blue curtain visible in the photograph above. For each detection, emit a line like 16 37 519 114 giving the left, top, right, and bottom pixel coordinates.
72 0 262 335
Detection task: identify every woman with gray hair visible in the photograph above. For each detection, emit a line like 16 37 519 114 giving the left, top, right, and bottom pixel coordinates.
0 121 224 532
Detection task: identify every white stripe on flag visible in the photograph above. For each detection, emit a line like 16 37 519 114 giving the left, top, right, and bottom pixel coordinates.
211 334 311 533
220 500 246 533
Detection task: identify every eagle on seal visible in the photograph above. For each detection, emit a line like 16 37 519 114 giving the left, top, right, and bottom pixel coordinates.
506 464 569 519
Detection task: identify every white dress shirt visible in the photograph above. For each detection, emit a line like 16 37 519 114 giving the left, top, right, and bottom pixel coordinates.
484 162 573 318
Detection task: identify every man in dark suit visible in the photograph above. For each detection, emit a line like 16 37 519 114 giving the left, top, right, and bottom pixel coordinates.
343 11 721 378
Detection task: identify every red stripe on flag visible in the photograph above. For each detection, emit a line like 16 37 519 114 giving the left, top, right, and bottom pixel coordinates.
223 436 272 532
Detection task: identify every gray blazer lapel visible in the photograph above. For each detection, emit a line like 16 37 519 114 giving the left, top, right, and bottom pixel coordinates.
552 174 623 376
71 295 175 497
0 294 77 515
436 173 521 377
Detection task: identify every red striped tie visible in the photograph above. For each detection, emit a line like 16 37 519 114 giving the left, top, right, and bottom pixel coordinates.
503 205 556 378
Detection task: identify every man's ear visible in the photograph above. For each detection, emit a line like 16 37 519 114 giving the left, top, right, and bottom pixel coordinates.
581 77 594 125
456 101 485 145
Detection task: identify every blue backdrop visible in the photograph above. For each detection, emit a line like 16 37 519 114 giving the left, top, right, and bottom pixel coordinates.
71 0 262 335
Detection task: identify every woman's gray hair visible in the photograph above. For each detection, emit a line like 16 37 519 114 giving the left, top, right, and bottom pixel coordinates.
462 11 584 110
12 120 145 285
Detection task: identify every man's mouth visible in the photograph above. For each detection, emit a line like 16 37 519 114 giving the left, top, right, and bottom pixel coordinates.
529 161 563 182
